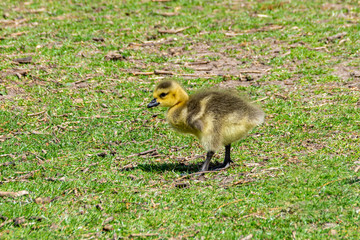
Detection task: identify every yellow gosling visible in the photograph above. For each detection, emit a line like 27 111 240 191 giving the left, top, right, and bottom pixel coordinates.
147 80 264 172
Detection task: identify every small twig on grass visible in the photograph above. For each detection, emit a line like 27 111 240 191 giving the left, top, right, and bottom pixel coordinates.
0 219 13 229
0 190 29 198
240 212 266 220
191 67 213 71
0 161 15 166
128 38 175 47
238 70 265 73
129 233 159 237
0 154 16 158
214 199 244 213
132 71 154 76
154 70 174 75
252 96 268 103
318 177 350 190
226 179 254 188
18 170 39 179
1 179 29 183
325 32 347 42
186 61 210 66
132 70 175 76
78 115 121 119
128 148 158 158
158 27 190 34
27 110 46 117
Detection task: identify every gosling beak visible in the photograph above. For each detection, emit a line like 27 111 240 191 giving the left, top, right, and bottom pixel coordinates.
147 98 160 108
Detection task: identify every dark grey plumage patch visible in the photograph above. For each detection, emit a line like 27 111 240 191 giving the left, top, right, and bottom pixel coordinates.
187 90 256 119
156 81 173 90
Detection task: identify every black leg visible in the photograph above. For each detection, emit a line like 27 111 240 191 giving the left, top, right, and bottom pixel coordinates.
224 144 231 164
200 151 214 172
211 144 233 171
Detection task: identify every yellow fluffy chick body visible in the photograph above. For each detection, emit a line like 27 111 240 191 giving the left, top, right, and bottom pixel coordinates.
147 80 264 171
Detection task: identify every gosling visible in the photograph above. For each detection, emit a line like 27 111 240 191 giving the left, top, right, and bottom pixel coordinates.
147 80 264 172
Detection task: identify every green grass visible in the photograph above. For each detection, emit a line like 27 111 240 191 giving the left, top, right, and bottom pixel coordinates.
1 0 360 239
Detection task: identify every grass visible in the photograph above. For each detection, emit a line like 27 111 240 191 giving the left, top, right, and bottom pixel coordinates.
1 0 360 239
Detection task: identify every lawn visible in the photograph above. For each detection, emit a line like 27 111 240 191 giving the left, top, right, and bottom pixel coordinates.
0 0 359 239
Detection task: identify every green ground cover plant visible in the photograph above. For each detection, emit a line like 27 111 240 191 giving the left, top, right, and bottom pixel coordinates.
0 0 359 239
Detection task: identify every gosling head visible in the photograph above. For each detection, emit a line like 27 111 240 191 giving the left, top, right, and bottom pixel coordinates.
147 80 188 108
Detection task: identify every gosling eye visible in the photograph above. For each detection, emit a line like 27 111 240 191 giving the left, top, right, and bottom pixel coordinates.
159 92 168 98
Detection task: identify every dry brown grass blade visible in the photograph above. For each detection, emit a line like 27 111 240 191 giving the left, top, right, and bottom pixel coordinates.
158 27 190 34
0 190 29 198
129 233 159 237
214 199 244 213
318 177 349 190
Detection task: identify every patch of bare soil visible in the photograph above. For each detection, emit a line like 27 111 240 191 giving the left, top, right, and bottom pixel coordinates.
332 62 360 89
0 86 25 100
125 39 273 82
0 68 29 79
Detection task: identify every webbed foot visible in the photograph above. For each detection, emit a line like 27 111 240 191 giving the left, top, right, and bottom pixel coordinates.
210 159 233 171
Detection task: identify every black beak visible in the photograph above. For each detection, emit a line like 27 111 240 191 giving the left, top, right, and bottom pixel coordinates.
147 98 160 108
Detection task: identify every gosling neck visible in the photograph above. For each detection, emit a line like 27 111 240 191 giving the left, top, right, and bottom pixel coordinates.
174 87 189 107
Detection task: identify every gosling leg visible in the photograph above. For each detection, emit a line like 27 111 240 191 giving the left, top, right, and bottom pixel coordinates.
211 144 233 171
200 151 214 172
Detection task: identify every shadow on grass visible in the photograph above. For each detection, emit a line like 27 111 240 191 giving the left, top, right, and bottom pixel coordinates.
122 161 226 173
136 162 201 173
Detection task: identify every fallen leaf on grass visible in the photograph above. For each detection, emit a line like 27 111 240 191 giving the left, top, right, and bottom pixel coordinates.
13 56 32 64
174 182 189 188
105 51 125 61
96 204 104 211
96 152 107 157
326 32 347 42
0 136 10 142
241 234 253 240
0 19 28 27
323 223 338 229
9 31 28 38
350 71 360 78
127 174 139 181
102 224 113 231
156 12 179 17
50 223 59 230
45 177 66 181
0 191 29 198
97 178 107 184
0 219 13 229
13 217 26 226
93 37 104 42
29 216 44 222
103 216 114 225
34 197 52 204
119 163 138 171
